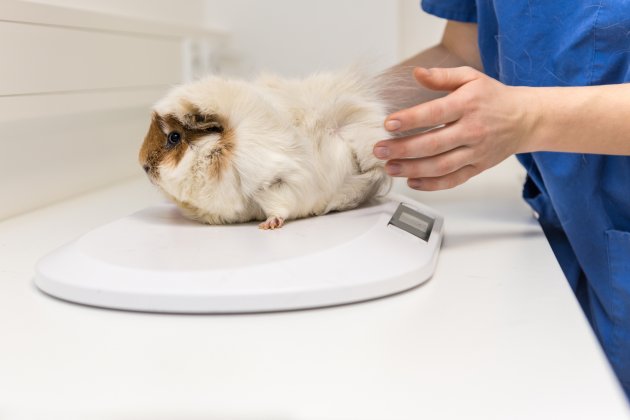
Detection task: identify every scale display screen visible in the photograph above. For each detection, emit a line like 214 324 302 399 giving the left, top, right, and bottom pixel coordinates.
388 203 434 241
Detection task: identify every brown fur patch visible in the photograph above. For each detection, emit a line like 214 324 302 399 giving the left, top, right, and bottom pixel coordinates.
138 111 235 180
207 127 235 180
138 113 174 178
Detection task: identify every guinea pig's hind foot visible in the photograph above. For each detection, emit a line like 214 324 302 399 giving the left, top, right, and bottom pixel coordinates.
259 216 285 230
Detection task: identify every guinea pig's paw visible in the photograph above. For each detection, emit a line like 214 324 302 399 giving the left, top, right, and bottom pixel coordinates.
259 216 285 230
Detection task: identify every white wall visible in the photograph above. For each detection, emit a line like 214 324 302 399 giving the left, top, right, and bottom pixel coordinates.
203 0 446 77
398 0 446 61
27 0 446 76
203 0 399 77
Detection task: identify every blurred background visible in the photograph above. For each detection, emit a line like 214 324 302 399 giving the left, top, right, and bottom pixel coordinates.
0 0 445 220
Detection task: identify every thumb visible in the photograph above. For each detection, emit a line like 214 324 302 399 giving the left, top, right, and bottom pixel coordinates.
414 66 482 92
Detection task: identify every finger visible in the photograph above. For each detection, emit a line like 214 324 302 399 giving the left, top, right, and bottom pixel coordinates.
407 165 481 191
413 66 482 92
385 147 474 179
374 125 466 160
384 94 464 133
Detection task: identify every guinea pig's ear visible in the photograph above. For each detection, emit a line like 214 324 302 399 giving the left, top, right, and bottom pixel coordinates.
183 111 224 133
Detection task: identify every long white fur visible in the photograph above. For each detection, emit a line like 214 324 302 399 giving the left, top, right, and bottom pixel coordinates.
150 69 392 226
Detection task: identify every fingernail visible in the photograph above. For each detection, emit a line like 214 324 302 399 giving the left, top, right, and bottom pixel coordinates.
374 146 390 159
408 180 422 189
384 120 401 131
386 163 401 176
416 67 431 77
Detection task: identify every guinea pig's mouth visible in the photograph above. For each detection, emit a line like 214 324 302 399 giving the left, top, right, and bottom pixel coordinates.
146 173 160 186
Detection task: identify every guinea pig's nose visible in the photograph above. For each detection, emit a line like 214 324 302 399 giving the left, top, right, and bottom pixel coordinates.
142 164 150 174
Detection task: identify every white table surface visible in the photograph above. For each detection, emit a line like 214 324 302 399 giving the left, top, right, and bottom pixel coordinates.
1 158 628 420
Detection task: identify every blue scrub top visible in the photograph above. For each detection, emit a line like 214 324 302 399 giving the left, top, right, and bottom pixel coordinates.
421 0 630 398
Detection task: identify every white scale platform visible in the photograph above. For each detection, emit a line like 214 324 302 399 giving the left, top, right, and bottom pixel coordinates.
35 194 443 313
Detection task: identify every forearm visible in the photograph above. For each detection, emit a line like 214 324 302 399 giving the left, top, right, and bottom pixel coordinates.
523 84 630 155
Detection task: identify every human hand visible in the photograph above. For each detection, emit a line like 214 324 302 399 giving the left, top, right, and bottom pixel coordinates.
374 66 538 191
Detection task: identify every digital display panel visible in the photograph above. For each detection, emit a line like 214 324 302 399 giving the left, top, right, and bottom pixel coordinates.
388 203 434 241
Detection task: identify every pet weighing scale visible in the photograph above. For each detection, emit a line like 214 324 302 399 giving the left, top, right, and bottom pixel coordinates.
35 194 443 313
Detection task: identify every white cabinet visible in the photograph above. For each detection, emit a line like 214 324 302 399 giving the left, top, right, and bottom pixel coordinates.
0 1 225 220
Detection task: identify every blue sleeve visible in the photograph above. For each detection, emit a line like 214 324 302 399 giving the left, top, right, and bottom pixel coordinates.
421 0 477 23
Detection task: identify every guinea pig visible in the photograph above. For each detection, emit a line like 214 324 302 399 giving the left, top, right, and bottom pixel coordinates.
138 70 392 229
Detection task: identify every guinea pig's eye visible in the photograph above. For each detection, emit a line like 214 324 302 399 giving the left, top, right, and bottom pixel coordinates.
166 131 181 148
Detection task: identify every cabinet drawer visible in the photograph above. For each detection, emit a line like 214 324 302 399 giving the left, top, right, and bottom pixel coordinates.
0 88 163 220
0 21 182 95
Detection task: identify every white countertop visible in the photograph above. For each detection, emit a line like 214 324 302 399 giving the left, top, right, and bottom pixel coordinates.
1 158 628 420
